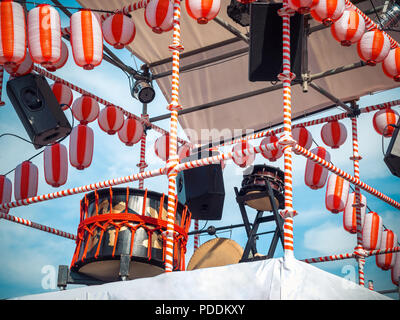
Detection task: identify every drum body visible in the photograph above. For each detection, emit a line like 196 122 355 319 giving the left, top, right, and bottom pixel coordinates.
239 164 285 211
70 188 191 282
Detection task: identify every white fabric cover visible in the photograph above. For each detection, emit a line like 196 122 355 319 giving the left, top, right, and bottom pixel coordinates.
14 258 390 300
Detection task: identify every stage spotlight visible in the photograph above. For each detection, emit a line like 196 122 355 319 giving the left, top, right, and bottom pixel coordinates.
227 0 250 27
379 0 400 29
131 79 155 104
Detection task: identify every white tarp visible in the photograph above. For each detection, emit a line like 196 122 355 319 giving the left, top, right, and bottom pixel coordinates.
14 258 390 300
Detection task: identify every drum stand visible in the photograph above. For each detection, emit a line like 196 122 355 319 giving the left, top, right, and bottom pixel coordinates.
234 179 284 262
57 254 131 289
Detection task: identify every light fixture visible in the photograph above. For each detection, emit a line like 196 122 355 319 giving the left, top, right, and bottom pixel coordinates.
131 79 155 104
227 0 250 27
379 0 400 29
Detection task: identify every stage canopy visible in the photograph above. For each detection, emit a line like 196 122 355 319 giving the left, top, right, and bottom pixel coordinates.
78 0 400 144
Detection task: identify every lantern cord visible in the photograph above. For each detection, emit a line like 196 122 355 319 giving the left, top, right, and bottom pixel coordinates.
13 0 118 14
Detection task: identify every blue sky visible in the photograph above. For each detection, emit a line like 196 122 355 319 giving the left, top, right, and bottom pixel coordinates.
0 0 400 299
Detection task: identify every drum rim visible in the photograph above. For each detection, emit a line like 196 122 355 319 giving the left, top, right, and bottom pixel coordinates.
243 164 284 180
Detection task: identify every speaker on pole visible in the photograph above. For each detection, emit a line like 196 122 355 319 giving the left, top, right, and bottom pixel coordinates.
384 119 400 178
6 73 72 149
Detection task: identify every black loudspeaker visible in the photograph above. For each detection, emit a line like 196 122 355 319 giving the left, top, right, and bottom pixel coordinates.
384 120 400 178
6 73 72 149
177 150 225 220
249 2 304 82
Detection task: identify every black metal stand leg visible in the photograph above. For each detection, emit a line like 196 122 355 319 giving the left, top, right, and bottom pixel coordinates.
242 210 264 260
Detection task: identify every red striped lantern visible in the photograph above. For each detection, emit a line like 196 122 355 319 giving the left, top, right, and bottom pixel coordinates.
69 124 94 170
51 81 73 111
343 192 366 234
28 4 61 66
330 9 365 47
98 105 124 135
325 174 349 213
305 146 331 189
362 211 383 250
43 40 68 72
376 229 397 270
178 143 191 160
102 13 136 49
144 0 174 34
260 135 283 162
118 118 144 146
154 134 170 161
288 0 319 14
321 120 347 149
310 0 345 26
232 141 255 168
0 175 12 213
185 0 221 24
357 29 390 66
0 0 26 66
70 9 103 70
372 107 399 138
391 251 400 286
382 47 400 82
44 143 68 187
292 126 312 154
14 160 38 201
4 51 33 77
71 95 99 125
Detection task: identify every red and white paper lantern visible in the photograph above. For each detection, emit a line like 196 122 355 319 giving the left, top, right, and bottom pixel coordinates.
391 252 400 286
69 124 94 170
292 126 313 154
185 0 221 24
357 29 390 66
310 0 345 26
325 174 349 213
144 0 174 34
98 105 124 135
70 9 103 70
14 160 38 201
382 47 400 82
28 4 61 66
372 107 399 138
71 95 99 125
288 0 319 14
4 51 33 77
154 134 170 161
331 9 365 47
102 13 136 49
343 191 366 234
118 118 144 146
44 143 68 187
51 81 73 111
0 0 26 66
376 229 397 270
43 40 68 72
362 211 383 250
305 146 331 189
178 143 191 160
232 141 255 168
260 135 283 162
0 175 12 213
321 120 347 149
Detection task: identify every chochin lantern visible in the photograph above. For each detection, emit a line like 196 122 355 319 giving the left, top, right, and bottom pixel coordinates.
391 251 400 286
357 29 390 66
310 0 345 26
292 126 313 154
44 143 68 187
102 13 136 49
43 40 69 72
288 0 319 14
51 81 73 111
376 229 397 270
325 174 349 213
118 118 144 146
14 160 38 201
362 211 383 250
372 107 399 138
330 9 365 47
154 134 170 161
0 0 26 66
382 47 400 82
260 135 283 162
178 143 191 160
321 120 347 149
343 192 366 234
305 146 330 189
69 124 94 170
0 175 12 214
4 51 33 77
71 95 100 125
144 0 174 34
232 141 255 168
185 0 221 24
98 105 125 135
70 9 103 70
28 4 61 66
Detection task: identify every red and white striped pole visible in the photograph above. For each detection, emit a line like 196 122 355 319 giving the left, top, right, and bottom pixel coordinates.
278 0 297 260
137 113 149 189
194 220 199 250
164 0 184 272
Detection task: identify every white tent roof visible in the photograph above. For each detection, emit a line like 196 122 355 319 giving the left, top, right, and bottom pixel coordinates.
14 258 390 300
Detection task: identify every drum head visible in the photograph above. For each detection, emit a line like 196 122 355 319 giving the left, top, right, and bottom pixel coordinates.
187 238 243 271
244 190 281 211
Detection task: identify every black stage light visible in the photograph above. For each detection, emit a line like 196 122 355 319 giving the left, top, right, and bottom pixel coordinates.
379 0 400 29
131 79 155 104
227 0 250 27
384 119 400 178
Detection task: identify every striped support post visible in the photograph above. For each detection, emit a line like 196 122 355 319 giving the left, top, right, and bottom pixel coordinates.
194 219 199 250
0 66 5 106
137 114 149 189
277 0 297 259
164 0 184 272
